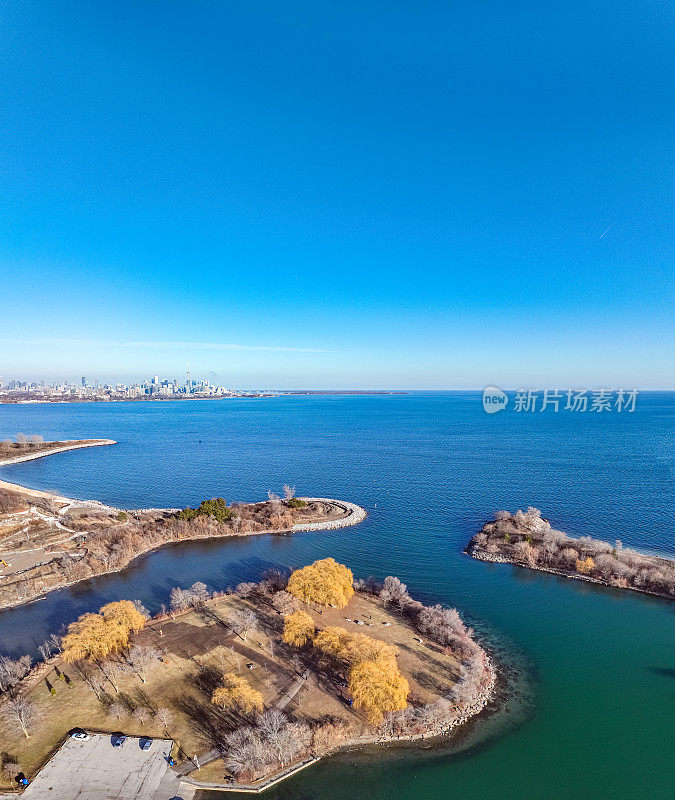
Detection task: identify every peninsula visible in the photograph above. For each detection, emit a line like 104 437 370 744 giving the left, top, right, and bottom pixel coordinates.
0 437 366 611
466 507 674 600
0 559 495 794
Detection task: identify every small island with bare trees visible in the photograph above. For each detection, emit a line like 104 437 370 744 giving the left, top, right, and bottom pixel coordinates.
0 436 366 611
0 558 495 792
467 507 675 600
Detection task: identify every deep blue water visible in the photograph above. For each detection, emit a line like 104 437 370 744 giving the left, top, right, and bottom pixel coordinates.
0 393 673 799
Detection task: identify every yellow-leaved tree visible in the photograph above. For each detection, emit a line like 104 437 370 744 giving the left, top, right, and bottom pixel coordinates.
575 557 595 575
347 659 409 724
100 600 146 634
286 558 354 608
61 612 130 663
211 672 264 715
282 610 315 648
313 627 396 669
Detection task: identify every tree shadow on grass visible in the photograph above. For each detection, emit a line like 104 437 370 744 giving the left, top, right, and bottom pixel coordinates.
172 694 239 750
188 664 223 698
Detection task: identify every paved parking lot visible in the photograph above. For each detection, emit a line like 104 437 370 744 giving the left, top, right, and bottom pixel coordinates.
23 734 192 799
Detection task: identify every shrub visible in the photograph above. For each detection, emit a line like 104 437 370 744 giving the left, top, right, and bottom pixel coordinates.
286 498 307 509
177 497 232 523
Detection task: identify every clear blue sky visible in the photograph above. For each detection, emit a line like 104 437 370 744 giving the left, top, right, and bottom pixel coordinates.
1 1 672 388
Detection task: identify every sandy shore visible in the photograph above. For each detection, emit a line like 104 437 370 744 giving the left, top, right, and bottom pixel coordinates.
0 439 117 507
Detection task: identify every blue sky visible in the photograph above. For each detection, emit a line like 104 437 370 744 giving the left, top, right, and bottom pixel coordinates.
0 1 672 388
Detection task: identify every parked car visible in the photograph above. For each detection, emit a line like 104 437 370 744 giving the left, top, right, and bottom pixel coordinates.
140 738 153 751
112 734 127 748
70 730 90 741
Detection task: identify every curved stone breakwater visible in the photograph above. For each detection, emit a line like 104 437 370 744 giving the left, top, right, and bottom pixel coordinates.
292 498 367 531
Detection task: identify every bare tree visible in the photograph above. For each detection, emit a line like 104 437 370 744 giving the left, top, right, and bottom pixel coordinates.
257 709 285 742
229 610 257 642
235 582 257 599
225 728 272 780
2 760 20 781
229 646 242 673
189 581 210 605
74 662 108 699
133 599 150 619
127 644 160 683
0 654 31 692
156 707 173 732
38 640 53 662
271 590 297 615
170 587 191 612
1 696 39 738
133 706 151 724
100 659 124 693
107 701 126 720
275 722 310 766
229 712 312 773
283 485 296 500
379 576 410 607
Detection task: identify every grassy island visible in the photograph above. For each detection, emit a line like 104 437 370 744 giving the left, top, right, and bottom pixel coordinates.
467 507 675 600
0 560 494 792
0 437 365 611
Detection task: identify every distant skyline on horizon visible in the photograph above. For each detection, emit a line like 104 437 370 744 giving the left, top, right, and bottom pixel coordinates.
3 367 673 393
1 2 673 389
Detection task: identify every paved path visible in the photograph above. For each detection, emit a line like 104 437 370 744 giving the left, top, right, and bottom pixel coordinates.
174 748 220 777
277 668 310 710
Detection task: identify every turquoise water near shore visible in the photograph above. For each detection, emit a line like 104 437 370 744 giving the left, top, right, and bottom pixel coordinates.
0 393 673 798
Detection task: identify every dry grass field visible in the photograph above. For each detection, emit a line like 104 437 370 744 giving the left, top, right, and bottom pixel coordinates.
0 592 461 787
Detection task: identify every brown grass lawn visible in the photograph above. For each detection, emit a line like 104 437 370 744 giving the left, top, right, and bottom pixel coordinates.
0 593 460 787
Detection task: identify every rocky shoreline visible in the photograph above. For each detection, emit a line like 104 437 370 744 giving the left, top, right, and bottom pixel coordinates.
466 508 674 601
467 545 674 601
186 659 497 795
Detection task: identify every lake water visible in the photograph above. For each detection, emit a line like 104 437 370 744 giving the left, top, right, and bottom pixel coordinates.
0 393 673 799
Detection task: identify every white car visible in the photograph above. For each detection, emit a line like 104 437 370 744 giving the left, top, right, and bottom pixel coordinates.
70 730 90 741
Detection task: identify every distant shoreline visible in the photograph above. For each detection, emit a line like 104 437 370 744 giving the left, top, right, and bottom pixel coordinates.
0 390 409 404
0 439 117 507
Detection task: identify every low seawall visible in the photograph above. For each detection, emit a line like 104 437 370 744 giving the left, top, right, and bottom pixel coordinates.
292 499 367 531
